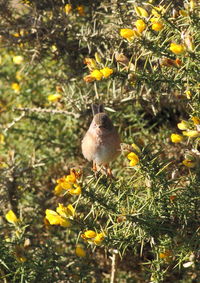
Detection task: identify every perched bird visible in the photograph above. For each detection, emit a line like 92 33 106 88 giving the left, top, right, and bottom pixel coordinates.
81 104 121 176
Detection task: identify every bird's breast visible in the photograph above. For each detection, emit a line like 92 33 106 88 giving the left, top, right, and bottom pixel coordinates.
81 128 120 164
93 131 120 164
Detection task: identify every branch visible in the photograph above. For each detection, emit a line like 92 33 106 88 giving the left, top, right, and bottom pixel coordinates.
14 107 80 118
3 112 26 133
110 249 118 283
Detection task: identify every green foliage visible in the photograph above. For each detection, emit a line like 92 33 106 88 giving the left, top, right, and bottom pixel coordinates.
0 0 200 282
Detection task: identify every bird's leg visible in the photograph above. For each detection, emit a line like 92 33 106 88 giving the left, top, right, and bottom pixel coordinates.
93 162 101 179
104 164 113 178
93 161 97 172
107 167 113 178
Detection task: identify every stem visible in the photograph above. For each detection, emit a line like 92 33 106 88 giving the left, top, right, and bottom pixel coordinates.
110 250 118 283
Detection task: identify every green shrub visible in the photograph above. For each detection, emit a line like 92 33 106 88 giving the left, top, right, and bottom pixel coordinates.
0 0 200 282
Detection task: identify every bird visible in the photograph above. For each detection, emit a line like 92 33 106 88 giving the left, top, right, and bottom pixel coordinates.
81 104 121 177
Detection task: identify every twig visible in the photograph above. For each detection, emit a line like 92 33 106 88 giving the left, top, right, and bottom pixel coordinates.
14 163 45 177
3 112 26 133
5 151 18 214
14 107 80 118
110 249 118 283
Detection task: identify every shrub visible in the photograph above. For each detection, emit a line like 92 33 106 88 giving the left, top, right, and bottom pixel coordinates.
0 0 200 282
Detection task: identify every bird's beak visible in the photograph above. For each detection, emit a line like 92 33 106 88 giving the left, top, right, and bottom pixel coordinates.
98 124 105 129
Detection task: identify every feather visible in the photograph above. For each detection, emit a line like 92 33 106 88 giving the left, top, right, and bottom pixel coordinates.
91 104 104 116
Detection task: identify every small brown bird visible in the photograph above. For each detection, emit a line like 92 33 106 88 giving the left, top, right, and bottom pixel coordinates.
81 104 121 176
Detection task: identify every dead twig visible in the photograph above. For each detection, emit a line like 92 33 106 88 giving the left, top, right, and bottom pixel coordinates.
3 112 26 134
110 249 118 283
14 107 80 118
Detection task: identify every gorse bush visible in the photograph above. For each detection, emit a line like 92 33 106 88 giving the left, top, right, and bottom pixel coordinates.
0 0 200 282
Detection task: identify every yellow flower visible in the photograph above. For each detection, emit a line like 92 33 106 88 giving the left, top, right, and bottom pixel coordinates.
159 250 172 259
11 83 20 93
171 133 183 143
47 94 62 102
75 245 86 257
182 130 200 138
77 5 85 16
13 29 26 37
65 4 72 14
54 183 70 195
182 159 196 168
68 183 82 195
100 67 113 78
56 204 66 217
83 75 95 83
150 17 158 23
58 218 71 227
66 204 75 217
169 43 185 55
127 152 139 166
192 116 200 125
90 70 103 81
135 19 146 33
65 174 76 184
51 45 57 52
56 203 75 218
81 230 105 245
93 232 105 245
13 32 20 38
120 29 139 40
70 168 82 180
0 134 5 144
179 10 188 17
45 209 71 227
134 6 149 18
13 56 24 65
184 90 192 99
84 58 97 70
5 210 19 224
45 209 63 225
82 230 97 239
54 184 63 195
57 178 72 190
177 120 189 130
152 21 164 31
54 173 81 195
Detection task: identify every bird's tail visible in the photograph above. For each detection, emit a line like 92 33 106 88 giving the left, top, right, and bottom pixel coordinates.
91 104 104 116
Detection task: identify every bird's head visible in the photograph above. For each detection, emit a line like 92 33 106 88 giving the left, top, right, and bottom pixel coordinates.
92 113 114 131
